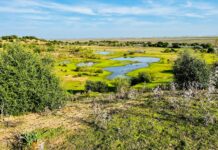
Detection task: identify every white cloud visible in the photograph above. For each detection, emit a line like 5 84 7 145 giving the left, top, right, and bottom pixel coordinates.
0 0 95 15
41 2 95 15
184 13 204 18
1 0 218 18
95 4 176 16
0 6 44 14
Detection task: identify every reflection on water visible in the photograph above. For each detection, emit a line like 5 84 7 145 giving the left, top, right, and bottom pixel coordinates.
105 57 160 79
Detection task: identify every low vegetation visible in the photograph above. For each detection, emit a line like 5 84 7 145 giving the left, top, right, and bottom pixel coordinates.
0 35 217 149
85 80 109 92
67 89 218 150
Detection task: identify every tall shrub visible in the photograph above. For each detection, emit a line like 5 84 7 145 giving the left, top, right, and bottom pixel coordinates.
85 80 109 92
173 52 210 89
112 77 130 93
0 44 66 115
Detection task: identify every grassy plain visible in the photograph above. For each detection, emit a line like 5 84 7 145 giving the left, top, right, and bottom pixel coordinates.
53 46 217 90
0 37 218 149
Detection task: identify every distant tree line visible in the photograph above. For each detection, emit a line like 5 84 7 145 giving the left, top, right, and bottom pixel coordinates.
0 35 45 41
69 40 213 48
67 40 216 53
1 35 217 53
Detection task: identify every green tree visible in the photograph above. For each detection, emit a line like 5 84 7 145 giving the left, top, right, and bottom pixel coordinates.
0 44 66 115
173 52 210 89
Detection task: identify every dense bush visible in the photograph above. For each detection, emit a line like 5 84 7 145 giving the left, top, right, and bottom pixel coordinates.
47 46 55 52
0 44 66 115
207 47 216 53
138 72 152 83
172 43 181 48
131 72 152 86
1 35 18 40
156 41 169 48
85 80 109 92
201 43 212 49
111 77 131 99
173 52 210 89
22 36 38 40
163 48 177 53
94 69 103 73
33 46 41 53
112 77 130 93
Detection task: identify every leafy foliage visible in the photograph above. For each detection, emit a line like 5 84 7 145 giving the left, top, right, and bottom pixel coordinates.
163 48 177 53
131 72 152 86
47 45 55 52
173 52 210 89
112 77 130 93
85 80 109 92
207 47 216 53
0 44 66 115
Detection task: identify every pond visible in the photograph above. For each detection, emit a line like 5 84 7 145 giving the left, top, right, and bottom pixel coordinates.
96 51 111 55
77 62 95 67
105 57 160 79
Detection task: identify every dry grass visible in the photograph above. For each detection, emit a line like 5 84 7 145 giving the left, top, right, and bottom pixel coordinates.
0 92 143 149
0 101 92 149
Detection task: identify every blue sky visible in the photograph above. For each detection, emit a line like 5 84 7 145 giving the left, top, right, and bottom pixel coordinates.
0 0 218 39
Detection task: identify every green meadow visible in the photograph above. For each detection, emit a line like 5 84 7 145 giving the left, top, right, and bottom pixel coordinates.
0 36 217 149
53 46 217 90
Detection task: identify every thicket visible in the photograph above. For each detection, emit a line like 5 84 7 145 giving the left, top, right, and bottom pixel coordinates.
85 80 109 92
85 77 131 93
162 48 177 53
130 72 152 86
1 35 18 40
207 47 216 53
112 77 130 93
173 52 210 89
0 44 66 115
